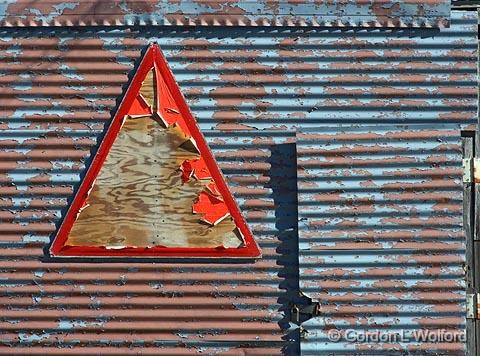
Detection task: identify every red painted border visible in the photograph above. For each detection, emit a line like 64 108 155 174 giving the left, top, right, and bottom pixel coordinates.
50 44 261 259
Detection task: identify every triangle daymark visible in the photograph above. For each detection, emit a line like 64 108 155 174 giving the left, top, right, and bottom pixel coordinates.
49 44 261 259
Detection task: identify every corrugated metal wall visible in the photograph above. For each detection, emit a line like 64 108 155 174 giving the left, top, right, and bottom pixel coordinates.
297 125 465 354
0 10 476 355
0 0 450 28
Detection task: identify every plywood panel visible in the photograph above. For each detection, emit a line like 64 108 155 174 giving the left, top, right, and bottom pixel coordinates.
66 114 242 248
140 69 156 109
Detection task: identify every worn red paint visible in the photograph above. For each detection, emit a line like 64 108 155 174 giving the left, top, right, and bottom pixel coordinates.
192 191 230 226
128 94 152 117
180 157 230 225
180 157 211 183
49 44 261 258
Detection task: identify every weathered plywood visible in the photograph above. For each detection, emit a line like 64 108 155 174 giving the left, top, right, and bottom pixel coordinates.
140 69 156 110
66 115 242 248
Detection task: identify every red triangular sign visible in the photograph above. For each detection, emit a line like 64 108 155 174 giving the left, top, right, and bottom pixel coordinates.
50 44 261 258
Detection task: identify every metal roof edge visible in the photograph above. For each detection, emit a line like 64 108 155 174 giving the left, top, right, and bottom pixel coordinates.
0 15 450 29
0 0 451 28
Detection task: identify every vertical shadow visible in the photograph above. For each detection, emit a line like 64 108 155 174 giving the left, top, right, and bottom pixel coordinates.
267 143 308 355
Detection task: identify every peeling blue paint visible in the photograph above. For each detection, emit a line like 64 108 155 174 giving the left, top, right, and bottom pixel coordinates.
0 0 16 21
18 332 51 343
21 234 50 243
149 281 163 289
33 270 45 278
61 84 88 91
58 64 84 80
53 2 79 13
5 319 22 324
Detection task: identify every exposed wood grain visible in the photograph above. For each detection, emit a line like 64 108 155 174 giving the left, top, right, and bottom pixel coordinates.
140 69 155 110
66 114 242 249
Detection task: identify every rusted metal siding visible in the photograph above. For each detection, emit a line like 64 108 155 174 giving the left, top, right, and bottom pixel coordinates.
0 9 476 355
297 125 465 355
0 0 450 28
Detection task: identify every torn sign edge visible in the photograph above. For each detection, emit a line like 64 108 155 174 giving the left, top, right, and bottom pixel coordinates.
49 43 261 259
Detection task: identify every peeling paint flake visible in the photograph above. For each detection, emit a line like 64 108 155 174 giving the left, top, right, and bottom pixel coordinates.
58 64 84 80
18 332 51 343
